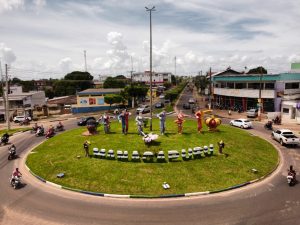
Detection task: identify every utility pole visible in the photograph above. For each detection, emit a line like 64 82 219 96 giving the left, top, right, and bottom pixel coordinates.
0 61 6 124
146 6 155 131
84 50 87 72
258 66 263 121
174 56 177 85
5 64 10 130
129 56 135 109
209 67 212 109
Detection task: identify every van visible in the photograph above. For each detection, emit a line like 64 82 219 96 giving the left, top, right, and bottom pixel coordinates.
247 109 258 118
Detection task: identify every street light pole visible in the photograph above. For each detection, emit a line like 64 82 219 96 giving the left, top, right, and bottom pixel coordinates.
258 66 263 121
146 6 155 131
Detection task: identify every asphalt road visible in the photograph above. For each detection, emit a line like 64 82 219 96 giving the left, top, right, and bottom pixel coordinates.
0 88 300 225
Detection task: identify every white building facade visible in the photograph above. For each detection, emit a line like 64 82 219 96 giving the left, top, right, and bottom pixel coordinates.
132 71 172 85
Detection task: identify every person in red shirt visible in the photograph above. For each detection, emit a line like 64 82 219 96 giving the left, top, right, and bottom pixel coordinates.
194 110 202 133
12 168 22 177
175 110 185 134
124 109 131 134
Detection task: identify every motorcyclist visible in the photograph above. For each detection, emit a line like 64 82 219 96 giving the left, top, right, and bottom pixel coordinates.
265 121 273 130
9 144 16 154
36 125 44 136
11 168 22 185
288 165 296 179
46 125 55 138
32 123 39 132
2 132 9 140
56 121 63 129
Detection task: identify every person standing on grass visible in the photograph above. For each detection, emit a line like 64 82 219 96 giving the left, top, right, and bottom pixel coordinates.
135 112 144 136
83 140 90 157
194 110 202 133
118 110 126 134
124 109 131 134
157 109 167 135
175 110 185 134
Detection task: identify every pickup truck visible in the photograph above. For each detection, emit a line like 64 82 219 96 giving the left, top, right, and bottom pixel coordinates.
271 129 300 146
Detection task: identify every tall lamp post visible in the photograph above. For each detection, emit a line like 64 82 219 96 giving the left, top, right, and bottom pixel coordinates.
145 6 155 131
258 66 263 121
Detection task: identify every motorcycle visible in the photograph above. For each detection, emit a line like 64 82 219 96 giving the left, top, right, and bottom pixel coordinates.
8 146 17 160
287 171 296 186
264 121 273 130
272 116 281 125
35 128 45 137
10 176 22 189
0 135 9 146
45 130 55 139
55 125 65 132
19 119 30 126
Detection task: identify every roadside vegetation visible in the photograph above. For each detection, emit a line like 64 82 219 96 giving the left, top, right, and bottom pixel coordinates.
26 118 278 196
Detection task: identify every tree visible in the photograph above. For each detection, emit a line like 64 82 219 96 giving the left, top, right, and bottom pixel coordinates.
194 76 209 94
64 71 93 80
53 80 93 97
171 75 176 85
124 85 148 108
104 94 123 109
247 66 267 74
103 77 126 88
163 81 172 90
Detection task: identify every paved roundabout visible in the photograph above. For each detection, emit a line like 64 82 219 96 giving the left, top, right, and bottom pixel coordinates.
1 90 300 224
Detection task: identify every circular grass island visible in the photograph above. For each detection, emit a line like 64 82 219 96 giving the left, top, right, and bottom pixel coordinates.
26 118 278 196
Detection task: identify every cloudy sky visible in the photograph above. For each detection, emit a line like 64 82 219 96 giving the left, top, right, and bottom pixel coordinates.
0 0 300 80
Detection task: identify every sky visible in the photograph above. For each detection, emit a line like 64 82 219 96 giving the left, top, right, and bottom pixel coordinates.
0 0 300 80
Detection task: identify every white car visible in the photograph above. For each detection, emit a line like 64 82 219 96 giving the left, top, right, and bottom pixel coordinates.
136 105 150 114
13 115 32 123
229 119 252 129
271 129 300 146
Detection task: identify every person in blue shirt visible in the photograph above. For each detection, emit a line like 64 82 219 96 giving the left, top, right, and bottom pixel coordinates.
118 110 126 134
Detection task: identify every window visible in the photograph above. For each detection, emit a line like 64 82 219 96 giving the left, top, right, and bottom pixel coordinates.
282 108 289 114
235 83 247 89
248 83 261 89
285 82 299 89
227 83 234 89
220 82 226 88
265 83 275 89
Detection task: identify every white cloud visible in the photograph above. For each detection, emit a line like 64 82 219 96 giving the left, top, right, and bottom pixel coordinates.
0 43 17 64
0 0 24 13
58 57 73 73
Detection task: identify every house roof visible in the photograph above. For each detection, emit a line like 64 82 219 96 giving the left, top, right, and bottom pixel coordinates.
78 88 122 96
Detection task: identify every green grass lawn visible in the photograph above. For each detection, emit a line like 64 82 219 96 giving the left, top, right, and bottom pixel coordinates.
26 118 278 196
0 127 31 136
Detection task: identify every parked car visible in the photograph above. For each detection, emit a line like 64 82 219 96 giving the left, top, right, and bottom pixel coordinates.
155 102 164 108
77 116 97 126
136 105 150 114
183 103 191 109
271 129 300 146
188 98 196 104
159 95 165 99
247 108 258 118
229 119 252 129
13 115 32 123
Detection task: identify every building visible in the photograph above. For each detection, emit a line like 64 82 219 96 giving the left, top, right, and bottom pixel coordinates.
47 95 77 114
132 71 172 85
0 85 46 118
71 88 122 114
34 79 53 91
212 67 300 122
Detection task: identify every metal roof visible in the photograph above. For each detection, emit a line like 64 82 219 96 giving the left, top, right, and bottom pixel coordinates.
78 88 122 95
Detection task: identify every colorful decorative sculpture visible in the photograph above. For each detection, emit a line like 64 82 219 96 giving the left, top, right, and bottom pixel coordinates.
205 115 222 131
